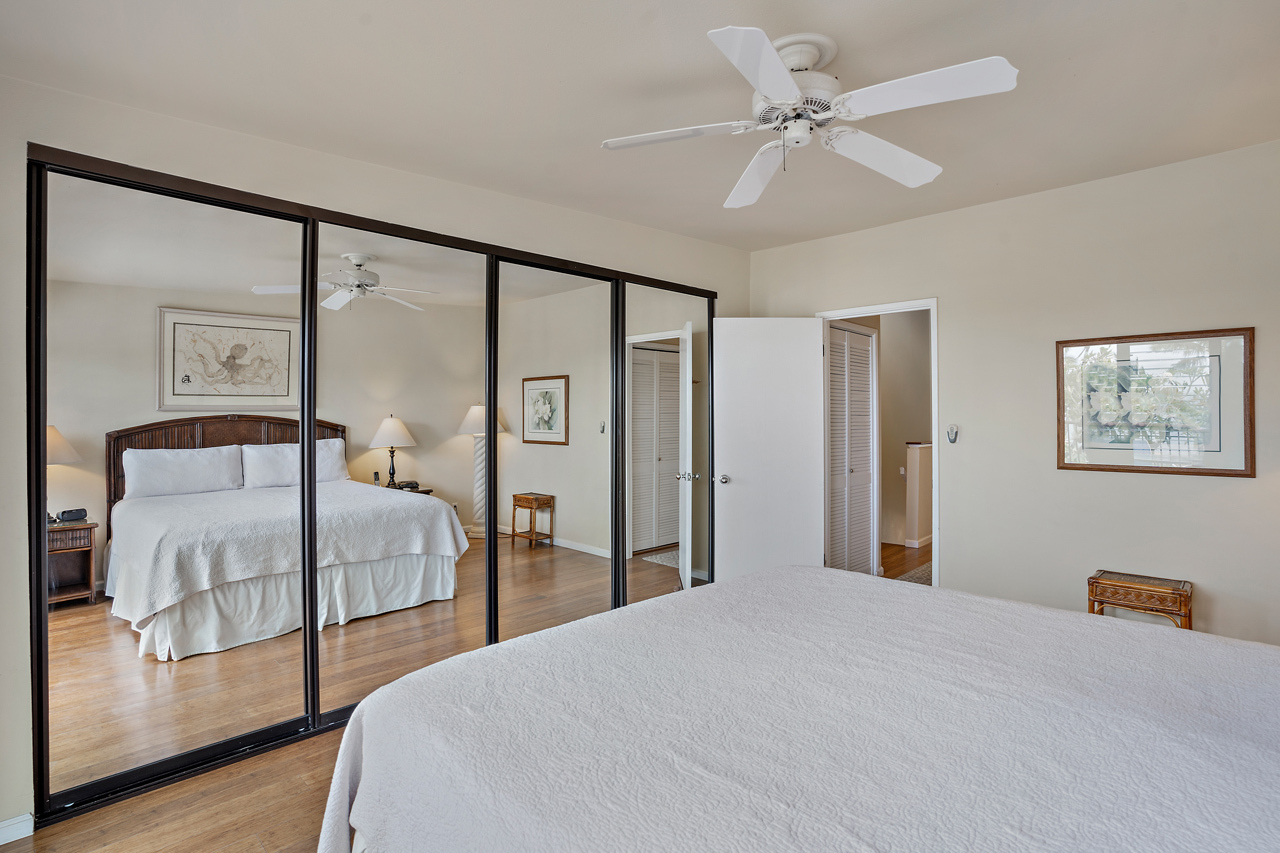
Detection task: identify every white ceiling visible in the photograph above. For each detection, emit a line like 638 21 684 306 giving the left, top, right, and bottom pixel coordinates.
10 1 1280 250
47 173 599 305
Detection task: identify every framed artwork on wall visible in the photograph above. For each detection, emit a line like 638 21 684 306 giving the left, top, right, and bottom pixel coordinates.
522 375 569 445
1057 327 1254 477
157 307 300 411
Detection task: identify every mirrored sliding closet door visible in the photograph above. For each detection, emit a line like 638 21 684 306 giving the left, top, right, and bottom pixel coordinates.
313 223 488 712
44 173 307 793
625 283 713 599
496 263 614 639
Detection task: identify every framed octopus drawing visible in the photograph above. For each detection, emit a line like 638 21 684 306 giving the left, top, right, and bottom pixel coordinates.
157 308 300 411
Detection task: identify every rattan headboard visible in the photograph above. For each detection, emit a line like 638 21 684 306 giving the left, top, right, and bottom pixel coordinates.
104 414 345 540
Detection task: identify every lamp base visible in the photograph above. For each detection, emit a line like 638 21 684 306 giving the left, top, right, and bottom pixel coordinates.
385 446 398 489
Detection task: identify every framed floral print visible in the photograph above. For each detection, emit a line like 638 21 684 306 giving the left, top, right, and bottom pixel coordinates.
1057 328 1254 477
522 375 569 445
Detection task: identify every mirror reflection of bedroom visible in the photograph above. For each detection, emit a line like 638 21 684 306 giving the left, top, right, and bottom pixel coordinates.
494 263 613 640
625 283 711 595
309 223 486 711
43 176 723 795
45 173 309 790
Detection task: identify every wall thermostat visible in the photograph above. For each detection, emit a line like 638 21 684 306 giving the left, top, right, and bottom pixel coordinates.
947 424 959 444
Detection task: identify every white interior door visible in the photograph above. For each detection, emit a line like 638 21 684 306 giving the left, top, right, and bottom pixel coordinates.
713 318 825 584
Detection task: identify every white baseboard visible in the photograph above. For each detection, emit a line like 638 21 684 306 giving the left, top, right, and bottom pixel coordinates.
905 535 932 549
0 814 33 844
496 526 610 559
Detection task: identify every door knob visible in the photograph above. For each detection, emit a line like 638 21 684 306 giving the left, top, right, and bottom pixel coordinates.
718 475 730 484
849 467 855 473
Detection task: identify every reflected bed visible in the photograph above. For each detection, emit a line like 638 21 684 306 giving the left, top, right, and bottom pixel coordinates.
103 415 468 661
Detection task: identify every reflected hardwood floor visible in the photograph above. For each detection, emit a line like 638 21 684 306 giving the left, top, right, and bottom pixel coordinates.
47 539 680 792
880 541 933 580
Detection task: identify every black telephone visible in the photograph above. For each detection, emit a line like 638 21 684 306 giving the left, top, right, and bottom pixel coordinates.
395 481 420 491
58 508 88 522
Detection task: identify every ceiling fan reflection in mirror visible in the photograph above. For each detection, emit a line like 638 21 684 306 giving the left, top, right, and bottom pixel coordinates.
252 253 437 311
602 26 1018 207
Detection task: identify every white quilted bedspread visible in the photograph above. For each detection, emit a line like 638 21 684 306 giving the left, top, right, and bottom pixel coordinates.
111 480 467 624
320 565 1280 852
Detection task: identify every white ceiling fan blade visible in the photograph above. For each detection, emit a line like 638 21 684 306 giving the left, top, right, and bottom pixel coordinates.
837 56 1018 118
707 26 801 103
251 285 301 295
369 290 425 311
602 121 758 151
321 289 357 310
724 142 786 208
824 129 941 188
376 286 440 295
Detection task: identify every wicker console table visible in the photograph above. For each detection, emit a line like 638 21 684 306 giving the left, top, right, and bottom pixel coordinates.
1088 571 1193 630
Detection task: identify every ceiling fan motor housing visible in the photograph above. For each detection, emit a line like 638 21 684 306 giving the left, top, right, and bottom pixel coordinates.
753 70 842 129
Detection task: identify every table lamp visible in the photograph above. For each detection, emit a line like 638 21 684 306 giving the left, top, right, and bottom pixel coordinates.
46 425 83 524
457 405 505 539
369 415 416 488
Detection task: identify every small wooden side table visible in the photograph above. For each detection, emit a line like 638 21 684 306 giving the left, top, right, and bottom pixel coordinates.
48 520 98 605
1088 571 1193 629
511 492 555 548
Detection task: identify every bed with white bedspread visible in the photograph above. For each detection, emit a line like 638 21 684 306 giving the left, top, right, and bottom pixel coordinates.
320 565 1280 852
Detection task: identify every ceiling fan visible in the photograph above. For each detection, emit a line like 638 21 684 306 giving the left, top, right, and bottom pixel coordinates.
602 26 1018 207
252 253 437 311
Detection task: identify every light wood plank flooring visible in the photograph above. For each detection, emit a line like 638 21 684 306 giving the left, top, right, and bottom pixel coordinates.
46 540 679 792
880 541 932 580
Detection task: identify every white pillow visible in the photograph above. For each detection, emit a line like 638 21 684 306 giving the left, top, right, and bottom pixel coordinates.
122 445 243 500
318 438 351 483
241 439 350 488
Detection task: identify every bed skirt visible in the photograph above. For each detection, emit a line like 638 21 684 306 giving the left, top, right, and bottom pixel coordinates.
134 554 456 661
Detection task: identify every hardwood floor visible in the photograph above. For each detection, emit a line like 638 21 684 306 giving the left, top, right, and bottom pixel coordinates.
46 540 679 792
1 730 344 853
880 541 933 580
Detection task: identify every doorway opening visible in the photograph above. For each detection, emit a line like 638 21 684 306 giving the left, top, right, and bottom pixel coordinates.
820 300 938 585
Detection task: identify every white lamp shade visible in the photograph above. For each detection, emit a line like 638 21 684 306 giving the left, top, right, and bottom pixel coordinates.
369 415 417 449
457 405 506 436
47 426 83 465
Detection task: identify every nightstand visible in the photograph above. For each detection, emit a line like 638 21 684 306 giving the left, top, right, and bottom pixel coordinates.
48 520 98 605
397 487 434 495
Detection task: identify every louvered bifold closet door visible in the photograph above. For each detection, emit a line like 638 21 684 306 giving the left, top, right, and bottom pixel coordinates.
631 351 658 553
826 331 849 571
845 334 874 573
655 352 681 547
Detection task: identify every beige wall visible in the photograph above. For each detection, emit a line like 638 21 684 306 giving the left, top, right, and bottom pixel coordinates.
0 75 749 822
876 311 932 546
753 139 1280 645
